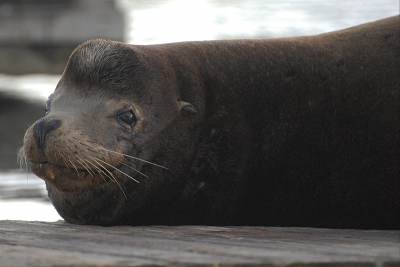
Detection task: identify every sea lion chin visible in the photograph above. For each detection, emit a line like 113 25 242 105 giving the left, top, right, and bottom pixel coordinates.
22 16 399 229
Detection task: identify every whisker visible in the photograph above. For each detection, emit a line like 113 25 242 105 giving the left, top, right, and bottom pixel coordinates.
80 152 118 185
17 150 22 169
67 155 80 176
78 151 117 184
88 157 128 199
97 171 108 183
17 148 26 170
120 162 149 178
17 148 29 179
24 151 28 169
83 158 109 183
75 155 95 178
73 140 158 175
88 158 115 180
17 150 21 167
98 148 168 170
59 153 71 171
94 157 139 184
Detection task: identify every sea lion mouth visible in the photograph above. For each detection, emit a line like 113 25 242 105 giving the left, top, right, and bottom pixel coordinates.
30 161 115 178
29 161 120 192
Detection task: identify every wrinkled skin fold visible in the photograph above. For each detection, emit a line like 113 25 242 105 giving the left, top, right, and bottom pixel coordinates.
22 16 399 229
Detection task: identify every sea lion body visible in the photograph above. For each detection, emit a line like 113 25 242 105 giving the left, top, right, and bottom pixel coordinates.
23 16 399 229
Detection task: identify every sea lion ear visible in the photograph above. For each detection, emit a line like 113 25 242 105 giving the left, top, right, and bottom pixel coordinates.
177 100 197 114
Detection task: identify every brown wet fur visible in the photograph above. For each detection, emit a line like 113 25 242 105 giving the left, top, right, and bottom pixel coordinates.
23 16 399 229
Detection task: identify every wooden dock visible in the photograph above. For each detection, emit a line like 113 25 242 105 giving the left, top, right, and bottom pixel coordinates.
0 220 399 266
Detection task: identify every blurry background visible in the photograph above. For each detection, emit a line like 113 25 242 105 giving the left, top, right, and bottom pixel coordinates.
0 0 398 221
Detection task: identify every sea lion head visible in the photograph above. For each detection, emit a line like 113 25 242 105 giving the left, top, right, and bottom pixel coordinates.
22 39 201 225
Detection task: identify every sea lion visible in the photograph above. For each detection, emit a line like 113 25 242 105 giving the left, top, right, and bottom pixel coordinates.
22 16 399 229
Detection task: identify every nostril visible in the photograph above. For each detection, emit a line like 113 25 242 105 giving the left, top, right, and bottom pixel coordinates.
33 118 62 149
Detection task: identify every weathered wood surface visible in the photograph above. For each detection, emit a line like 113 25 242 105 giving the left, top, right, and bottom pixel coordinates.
0 220 399 267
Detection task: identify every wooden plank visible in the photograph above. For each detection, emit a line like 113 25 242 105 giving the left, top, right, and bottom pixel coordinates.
0 220 399 266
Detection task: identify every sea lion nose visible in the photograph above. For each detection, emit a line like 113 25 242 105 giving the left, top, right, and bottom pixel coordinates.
33 118 62 149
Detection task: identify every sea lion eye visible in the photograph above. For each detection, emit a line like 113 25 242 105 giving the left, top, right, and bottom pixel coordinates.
45 99 51 115
117 110 136 126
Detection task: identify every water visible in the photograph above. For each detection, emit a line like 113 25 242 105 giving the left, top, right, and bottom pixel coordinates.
0 0 398 221
0 73 60 104
118 0 398 44
0 171 61 221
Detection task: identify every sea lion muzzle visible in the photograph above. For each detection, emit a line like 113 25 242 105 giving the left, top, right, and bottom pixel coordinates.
33 118 62 149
